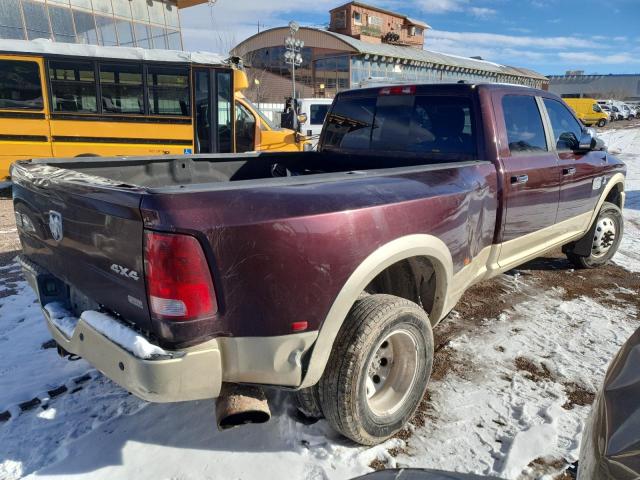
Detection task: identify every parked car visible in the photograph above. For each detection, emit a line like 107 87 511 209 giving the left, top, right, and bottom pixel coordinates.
12 83 626 446
600 104 614 121
612 101 631 120
611 105 624 121
564 98 609 127
578 327 640 479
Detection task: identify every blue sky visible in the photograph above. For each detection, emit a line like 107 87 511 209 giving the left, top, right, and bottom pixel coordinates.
179 0 640 75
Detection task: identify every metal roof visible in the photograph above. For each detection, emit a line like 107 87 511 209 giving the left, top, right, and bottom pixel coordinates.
320 29 548 80
0 39 227 65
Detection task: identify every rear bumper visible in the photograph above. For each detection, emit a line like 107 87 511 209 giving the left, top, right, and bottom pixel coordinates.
20 256 318 402
43 307 223 403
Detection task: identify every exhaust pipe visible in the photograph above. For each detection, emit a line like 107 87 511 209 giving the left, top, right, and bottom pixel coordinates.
215 384 271 430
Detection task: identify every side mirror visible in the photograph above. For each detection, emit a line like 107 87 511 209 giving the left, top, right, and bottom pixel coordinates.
559 131 580 150
297 113 308 125
578 131 593 151
592 135 607 152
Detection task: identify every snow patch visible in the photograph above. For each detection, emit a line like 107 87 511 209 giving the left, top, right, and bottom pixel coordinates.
44 302 78 339
81 311 168 360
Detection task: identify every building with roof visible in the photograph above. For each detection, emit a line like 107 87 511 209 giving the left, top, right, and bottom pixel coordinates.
231 3 548 103
548 73 640 101
0 0 206 50
329 1 430 49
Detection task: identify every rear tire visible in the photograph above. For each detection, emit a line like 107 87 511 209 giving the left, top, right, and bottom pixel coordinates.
295 384 323 419
567 201 623 269
318 294 433 445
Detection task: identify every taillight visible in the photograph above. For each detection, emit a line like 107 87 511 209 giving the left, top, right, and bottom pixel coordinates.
144 231 217 322
379 85 416 96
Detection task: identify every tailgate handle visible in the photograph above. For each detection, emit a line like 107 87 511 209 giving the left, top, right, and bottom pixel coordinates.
510 174 528 185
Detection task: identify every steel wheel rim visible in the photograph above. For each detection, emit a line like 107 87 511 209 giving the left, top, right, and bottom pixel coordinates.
365 329 418 417
592 215 617 258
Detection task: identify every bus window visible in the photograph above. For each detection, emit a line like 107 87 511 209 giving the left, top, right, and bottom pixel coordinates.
147 66 190 116
235 102 256 152
99 63 143 114
49 61 97 113
217 71 232 153
0 60 43 110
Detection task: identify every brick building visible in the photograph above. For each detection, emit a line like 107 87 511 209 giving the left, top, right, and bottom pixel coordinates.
328 1 429 49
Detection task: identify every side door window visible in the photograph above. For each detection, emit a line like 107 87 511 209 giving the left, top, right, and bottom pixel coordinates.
543 99 583 151
235 102 256 152
502 95 548 155
0 60 43 110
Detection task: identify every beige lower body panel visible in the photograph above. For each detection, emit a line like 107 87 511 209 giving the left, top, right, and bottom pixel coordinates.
40 307 317 403
45 313 223 403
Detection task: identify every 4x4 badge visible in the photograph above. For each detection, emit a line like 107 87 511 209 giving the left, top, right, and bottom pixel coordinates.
48 211 63 242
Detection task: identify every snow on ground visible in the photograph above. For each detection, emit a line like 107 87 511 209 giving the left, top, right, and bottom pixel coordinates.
599 128 640 273
0 128 639 480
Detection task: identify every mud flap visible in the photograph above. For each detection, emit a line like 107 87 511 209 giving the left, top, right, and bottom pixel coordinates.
563 218 599 257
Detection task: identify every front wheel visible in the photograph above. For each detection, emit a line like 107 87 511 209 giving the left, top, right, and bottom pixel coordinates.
597 119 607 128
567 201 623 268
318 294 434 445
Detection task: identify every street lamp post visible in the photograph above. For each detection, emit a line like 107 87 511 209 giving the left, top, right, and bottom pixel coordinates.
284 21 304 99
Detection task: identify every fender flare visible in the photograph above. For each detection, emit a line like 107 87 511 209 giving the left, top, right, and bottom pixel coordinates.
588 173 625 226
300 234 453 388
568 173 625 256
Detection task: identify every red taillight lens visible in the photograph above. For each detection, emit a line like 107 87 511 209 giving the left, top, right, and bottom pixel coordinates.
144 231 217 322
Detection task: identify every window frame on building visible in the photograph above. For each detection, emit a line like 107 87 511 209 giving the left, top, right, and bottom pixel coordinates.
0 0 183 50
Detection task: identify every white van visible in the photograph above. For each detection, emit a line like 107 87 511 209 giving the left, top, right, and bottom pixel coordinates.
612 101 632 120
297 98 334 138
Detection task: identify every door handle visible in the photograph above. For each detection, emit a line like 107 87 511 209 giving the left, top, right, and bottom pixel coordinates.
510 174 528 185
563 167 576 176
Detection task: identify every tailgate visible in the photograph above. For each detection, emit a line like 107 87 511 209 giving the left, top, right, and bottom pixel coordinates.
12 163 151 332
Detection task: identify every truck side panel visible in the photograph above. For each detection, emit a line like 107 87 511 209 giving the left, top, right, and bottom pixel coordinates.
141 162 498 339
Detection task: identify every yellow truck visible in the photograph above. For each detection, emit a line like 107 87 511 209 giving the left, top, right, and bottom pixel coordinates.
563 98 609 128
0 40 305 181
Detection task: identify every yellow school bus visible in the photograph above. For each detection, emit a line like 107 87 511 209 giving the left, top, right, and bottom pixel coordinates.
0 40 303 181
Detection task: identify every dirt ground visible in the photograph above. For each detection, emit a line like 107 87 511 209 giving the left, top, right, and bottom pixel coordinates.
0 187 19 262
596 116 640 131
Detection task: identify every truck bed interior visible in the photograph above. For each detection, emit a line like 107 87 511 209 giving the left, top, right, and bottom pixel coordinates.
32 150 479 190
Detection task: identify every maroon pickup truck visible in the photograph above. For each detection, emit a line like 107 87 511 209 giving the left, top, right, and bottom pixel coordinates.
12 83 626 445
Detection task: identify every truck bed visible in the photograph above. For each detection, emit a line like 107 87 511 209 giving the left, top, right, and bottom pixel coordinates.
21 150 483 191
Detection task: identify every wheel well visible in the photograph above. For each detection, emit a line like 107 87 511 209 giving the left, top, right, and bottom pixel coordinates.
364 256 438 324
605 183 624 209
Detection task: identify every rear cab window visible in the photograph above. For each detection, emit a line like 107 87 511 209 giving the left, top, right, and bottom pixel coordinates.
0 59 44 110
322 87 477 160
